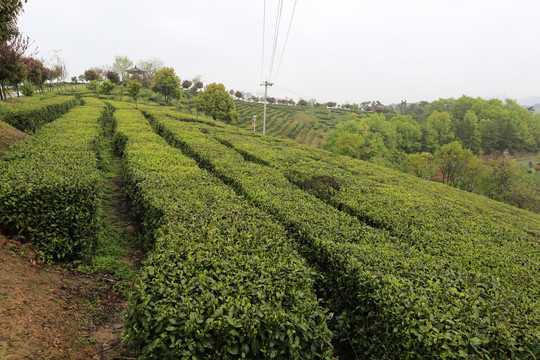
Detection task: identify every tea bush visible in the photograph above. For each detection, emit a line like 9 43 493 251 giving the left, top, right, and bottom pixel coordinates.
1 95 78 133
113 105 334 359
0 100 105 259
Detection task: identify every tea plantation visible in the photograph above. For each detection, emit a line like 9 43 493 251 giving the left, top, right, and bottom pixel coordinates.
235 100 355 148
1 97 539 359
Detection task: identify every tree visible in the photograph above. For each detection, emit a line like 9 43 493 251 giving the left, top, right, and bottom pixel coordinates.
112 55 133 82
151 67 181 103
234 90 243 99
392 115 422 153
126 79 142 108
457 110 482 154
193 83 237 123
326 102 337 108
181 79 192 90
434 141 476 186
0 33 33 99
424 111 454 152
0 0 26 44
325 116 385 160
86 80 99 94
137 57 164 76
105 70 120 84
84 68 101 81
100 80 115 95
365 113 396 154
19 79 34 96
21 57 47 90
48 49 67 85
406 152 436 180
298 99 308 106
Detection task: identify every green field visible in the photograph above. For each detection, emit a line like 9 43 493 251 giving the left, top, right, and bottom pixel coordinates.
1 95 539 359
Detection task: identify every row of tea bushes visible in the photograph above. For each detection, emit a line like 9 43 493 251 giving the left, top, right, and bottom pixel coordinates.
209 128 540 296
0 98 105 259
0 95 78 133
113 105 334 359
144 108 540 359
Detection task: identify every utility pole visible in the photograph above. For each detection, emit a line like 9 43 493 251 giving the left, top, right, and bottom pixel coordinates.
252 115 257 133
260 80 273 135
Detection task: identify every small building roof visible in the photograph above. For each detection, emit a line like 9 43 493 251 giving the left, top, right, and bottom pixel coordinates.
126 66 146 74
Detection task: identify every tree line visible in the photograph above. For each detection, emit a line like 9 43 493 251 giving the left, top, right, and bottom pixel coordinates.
324 96 540 212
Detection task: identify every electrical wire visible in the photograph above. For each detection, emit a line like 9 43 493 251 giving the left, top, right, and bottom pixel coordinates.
267 0 284 81
273 0 297 83
274 84 312 101
261 0 266 82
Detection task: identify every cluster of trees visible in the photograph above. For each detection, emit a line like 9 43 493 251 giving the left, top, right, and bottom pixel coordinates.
83 55 164 87
326 96 539 158
82 56 210 107
0 35 67 99
324 96 540 211
81 56 236 123
237 92 393 113
0 2 71 99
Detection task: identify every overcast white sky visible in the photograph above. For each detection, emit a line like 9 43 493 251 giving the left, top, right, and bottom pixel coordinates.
16 0 540 105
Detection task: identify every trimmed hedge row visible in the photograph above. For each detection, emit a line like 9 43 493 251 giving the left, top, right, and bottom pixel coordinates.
210 128 540 295
144 108 540 359
0 95 78 133
113 105 334 359
0 98 105 260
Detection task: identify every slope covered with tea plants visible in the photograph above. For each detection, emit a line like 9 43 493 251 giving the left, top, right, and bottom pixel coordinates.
235 100 355 148
139 104 540 359
1 95 538 359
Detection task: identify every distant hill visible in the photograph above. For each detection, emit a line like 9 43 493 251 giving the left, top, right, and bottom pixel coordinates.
518 96 540 106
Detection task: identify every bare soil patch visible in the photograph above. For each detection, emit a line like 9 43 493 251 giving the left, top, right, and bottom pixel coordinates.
0 235 134 360
0 121 31 157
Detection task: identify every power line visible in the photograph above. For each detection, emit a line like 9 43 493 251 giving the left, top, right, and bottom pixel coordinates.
274 84 312 101
273 0 297 83
267 0 284 81
261 0 266 82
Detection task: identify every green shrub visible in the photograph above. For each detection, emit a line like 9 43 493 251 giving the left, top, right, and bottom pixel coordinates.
0 102 105 260
112 105 334 359
1 95 78 133
20 80 35 97
144 107 540 359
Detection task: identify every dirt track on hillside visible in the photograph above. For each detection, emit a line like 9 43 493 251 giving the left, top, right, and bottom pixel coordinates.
0 235 133 360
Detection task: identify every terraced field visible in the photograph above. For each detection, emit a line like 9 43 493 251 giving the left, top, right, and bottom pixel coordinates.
1 97 539 359
235 100 357 148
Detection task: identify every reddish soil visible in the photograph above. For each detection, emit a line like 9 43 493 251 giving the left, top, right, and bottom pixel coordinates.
0 121 31 157
0 235 134 360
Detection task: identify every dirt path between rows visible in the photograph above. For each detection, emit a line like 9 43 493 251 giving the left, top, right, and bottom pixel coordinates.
0 235 134 359
0 119 142 358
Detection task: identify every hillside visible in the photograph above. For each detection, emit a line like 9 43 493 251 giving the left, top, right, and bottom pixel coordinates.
1 95 539 359
235 100 356 148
